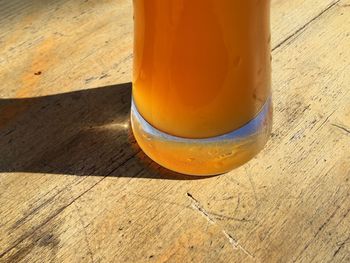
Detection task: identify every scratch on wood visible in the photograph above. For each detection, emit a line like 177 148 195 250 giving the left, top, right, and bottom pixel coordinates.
74 202 94 263
333 236 350 258
293 205 342 262
222 230 254 259
99 73 110 79
10 185 69 230
315 110 336 132
186 193 214 224
186 193 254 258
85 77 96 83
246 168 259 221
209 212 254 223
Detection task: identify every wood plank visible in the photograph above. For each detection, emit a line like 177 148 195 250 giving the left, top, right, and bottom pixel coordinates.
1 0 349 262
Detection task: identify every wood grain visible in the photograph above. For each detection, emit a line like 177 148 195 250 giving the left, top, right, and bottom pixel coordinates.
1 0 349 262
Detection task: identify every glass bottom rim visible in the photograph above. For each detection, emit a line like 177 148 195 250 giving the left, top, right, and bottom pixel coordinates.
131 97 272 143
131 97 273 176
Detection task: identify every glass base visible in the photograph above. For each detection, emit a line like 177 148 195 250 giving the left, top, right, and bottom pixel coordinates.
131 98 273 176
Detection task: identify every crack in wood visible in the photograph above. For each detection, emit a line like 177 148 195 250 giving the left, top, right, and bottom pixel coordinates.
272 0 341 51
331 123 350 134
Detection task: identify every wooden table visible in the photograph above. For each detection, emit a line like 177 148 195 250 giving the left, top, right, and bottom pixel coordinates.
1 0 349 262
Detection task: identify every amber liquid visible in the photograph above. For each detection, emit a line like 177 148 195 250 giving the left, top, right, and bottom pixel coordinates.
133 0 271 139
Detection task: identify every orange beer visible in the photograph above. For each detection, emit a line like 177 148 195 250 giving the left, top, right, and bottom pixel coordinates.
132 0 272 175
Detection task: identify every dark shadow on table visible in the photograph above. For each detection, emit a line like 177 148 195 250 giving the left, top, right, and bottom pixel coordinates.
0 83 205 180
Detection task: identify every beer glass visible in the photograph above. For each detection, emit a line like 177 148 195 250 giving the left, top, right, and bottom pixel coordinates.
131 0 272 175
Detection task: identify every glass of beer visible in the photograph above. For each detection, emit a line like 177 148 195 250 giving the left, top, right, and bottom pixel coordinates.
131 0 272 175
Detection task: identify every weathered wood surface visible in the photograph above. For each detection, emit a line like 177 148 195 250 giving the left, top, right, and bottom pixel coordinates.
0 0 349 262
